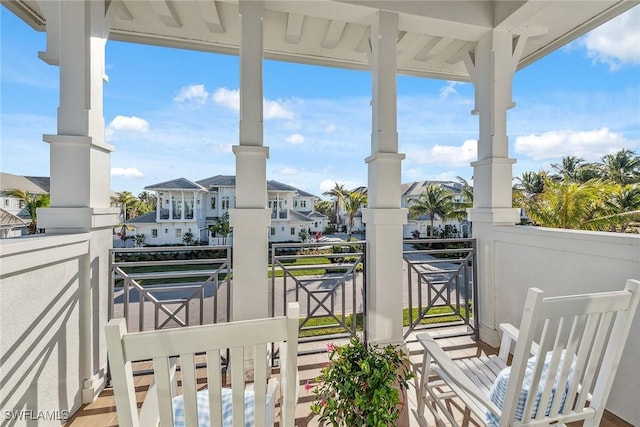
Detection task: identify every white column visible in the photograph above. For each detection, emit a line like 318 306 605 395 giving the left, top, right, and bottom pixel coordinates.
465 30 522 346
36 0 119 404
362 10 407 346
181 192 185 220
230 0 270 321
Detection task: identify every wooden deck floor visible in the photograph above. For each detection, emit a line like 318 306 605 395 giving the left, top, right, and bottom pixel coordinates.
64 332 632 427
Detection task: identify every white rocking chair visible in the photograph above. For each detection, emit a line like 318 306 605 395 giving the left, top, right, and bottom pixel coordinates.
106 302 300 427
416 279 640 427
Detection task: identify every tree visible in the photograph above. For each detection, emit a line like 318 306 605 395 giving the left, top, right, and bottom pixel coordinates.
515 171 548 195
455 176 473 209
138 191 157 211
314 200 334 221
518 178 609 229
591 184 640 232
112 191 136 222
209 212 231 245
408 184 457 237
8 189 50 234
323 182 347 229
600 149 640 185
343 192 367 236
551 156 585 182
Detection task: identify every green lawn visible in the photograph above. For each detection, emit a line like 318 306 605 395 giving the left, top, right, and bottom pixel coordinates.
298 306 470 338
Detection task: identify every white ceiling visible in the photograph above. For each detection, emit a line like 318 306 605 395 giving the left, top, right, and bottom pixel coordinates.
5 0 638 81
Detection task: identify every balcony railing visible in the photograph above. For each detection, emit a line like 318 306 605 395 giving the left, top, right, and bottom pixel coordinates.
109 245 231 332
270 240 365 351
402 238 478 340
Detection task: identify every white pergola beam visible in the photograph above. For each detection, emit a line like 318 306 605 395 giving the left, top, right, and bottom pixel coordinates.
197 0 225 34
148 0 182 28
285 13 304 44
321 19 346 48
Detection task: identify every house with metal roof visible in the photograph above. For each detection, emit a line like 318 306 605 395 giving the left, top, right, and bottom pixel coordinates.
126 175 327 245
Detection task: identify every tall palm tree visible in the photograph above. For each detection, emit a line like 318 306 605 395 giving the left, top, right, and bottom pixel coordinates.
600 149 640 185
8 189 50 234
408 184 456 237
323 182 347 229
551 156 584 182
113 191 136 222
343 192 367 236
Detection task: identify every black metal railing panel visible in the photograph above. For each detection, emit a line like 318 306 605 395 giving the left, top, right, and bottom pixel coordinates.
402 238 478 340
270 241 366 346
109 245 231 332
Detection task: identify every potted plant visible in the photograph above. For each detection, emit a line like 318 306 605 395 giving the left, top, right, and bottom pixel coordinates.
308 337 414 426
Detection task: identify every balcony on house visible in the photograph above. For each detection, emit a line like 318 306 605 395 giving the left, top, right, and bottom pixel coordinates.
1 1 639 426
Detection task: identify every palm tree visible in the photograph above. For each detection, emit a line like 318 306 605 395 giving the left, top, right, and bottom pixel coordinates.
138 191 157 211
113 191 136 222
519 178 609 229
343 192 367 236
600 149 640 185
323 182 347 230
515 171 548 195
8 189 50 234
209 212 231 245
455 176 473 210
408 184 457 237
591 184 640 232
551 156 585 182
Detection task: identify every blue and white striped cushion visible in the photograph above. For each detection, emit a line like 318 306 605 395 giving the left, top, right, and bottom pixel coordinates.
173 388 273 427
486 351 574 426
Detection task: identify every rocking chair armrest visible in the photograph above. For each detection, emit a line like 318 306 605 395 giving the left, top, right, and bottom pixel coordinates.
417 333 503 419
498 324 539 362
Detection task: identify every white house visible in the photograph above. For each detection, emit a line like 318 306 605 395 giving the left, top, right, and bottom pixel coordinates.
339 181 472 238
401 180 472 239
126 175 328 245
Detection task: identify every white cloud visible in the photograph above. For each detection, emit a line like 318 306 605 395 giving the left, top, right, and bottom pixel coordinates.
212 87 240 111
212 87 294 120
514 128 629 161
264 99 294 120
286 133 305 144
106 115 149 140
579 7 640 70
111 167 144 178
439 81 460 99
408 139 477 167
173 84 209 105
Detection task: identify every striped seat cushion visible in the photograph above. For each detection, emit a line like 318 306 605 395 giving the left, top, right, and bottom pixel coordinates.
486 351 575 426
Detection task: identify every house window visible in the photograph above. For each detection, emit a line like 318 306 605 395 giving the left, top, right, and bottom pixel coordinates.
211 198 216 209
151 229 158 238
221 196 230 210
3 199 8 206
301 200 307 208
176 228 182 238
294 200 298 208
290 227 295 235
270 227 276 236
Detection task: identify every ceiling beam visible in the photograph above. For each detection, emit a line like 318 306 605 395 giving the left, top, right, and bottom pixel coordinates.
321 19 346 48
285 13 304 44
148 0 182 28
197 0 224 33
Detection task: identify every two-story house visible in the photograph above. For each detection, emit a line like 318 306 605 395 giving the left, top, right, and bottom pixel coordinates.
126 175 327 245
337 180 471 239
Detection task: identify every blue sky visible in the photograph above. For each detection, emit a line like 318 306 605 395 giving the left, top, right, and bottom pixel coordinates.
1 6 639 198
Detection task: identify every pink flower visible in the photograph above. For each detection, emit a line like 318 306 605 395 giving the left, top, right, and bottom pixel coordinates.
326 342 337 352
304 380 313 392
